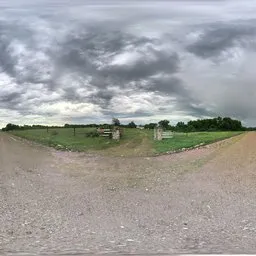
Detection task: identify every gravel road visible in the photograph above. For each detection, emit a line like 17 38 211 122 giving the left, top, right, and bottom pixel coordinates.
1 132 256 255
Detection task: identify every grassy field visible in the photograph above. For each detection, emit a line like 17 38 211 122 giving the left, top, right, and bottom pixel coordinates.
154 131 242 153
10 128 243 156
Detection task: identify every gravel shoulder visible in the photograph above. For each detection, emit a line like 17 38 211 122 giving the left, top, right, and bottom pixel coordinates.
1 132 256 254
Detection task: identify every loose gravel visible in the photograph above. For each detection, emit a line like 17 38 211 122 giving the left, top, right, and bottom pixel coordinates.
1 132 256 254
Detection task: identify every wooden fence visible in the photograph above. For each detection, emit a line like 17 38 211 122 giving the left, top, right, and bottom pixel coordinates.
162 131 174 139
97 128 112 137
154 127 174 140
97 128 121 140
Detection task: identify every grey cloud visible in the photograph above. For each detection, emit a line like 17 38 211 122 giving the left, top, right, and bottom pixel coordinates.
142 76 211 117
0 92 21 104
1 10 181 113
106 111 153 119
185 103 215 118
0 35 16 77
187 21 256 59
63 87 83 102
0 22 52 85
57 28 181 107
90 90 115 106
2 0 256 126
101 50 179 82
147 76 185 95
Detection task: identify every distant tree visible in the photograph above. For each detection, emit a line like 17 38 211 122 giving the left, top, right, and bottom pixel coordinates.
175 121 187 132
2 123 20 131
144 123 157 129
158 120 170 130
174 117 244 132
127 121 136 128
112 118 120 126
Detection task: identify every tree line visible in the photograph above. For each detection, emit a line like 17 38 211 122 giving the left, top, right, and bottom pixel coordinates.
145 117 246 132
1 120 137 131
1 117 254 132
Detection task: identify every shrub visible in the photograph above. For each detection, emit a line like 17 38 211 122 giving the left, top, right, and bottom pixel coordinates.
51 130 58 136
85 130 99 137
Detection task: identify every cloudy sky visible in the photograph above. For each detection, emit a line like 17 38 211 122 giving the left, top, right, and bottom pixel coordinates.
1 0 256 127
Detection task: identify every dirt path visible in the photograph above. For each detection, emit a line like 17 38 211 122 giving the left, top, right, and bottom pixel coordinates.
1 132 256 254
103 130 154 156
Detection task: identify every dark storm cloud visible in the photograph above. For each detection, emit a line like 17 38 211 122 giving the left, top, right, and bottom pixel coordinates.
147 76 185 95
63 87 82 102
184 103 215 117
187 21 256 59
0 22 52 86
90 90 115 107
2 0 256 126
0 92 21 104
56 29 161 83
56 28 181 107
0 30 17 77
101 50 179 82
0 2 185 119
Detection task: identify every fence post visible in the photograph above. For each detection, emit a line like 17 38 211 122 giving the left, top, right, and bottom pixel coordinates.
154 126 163 140
157 128 163 140
73 127 76 136
112 129 120 140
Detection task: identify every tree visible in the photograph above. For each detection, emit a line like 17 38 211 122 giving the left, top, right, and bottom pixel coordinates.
112 118 120 126
127 121 136 128
2 123 20 131
174 117 244 132
144 123 157 129
158 120 170 130
175 121 187 132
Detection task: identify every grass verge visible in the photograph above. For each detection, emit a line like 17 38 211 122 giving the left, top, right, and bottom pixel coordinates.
154 131 243 153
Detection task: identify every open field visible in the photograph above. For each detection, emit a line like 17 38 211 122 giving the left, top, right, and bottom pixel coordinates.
10 128 242 156
154 131 243 153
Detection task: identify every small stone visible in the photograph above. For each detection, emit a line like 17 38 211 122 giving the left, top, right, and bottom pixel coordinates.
120 226 125 229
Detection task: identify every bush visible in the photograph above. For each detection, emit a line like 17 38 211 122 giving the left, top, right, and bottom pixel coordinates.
51 130 58 136
2 123 20 131
85 130 99 137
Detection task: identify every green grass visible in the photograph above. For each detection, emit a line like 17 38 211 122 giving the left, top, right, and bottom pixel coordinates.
10 128 243 156
154 131 243 153
10 128 120 151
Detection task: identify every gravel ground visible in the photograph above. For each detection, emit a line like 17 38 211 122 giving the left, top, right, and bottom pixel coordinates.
1 132 256 255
